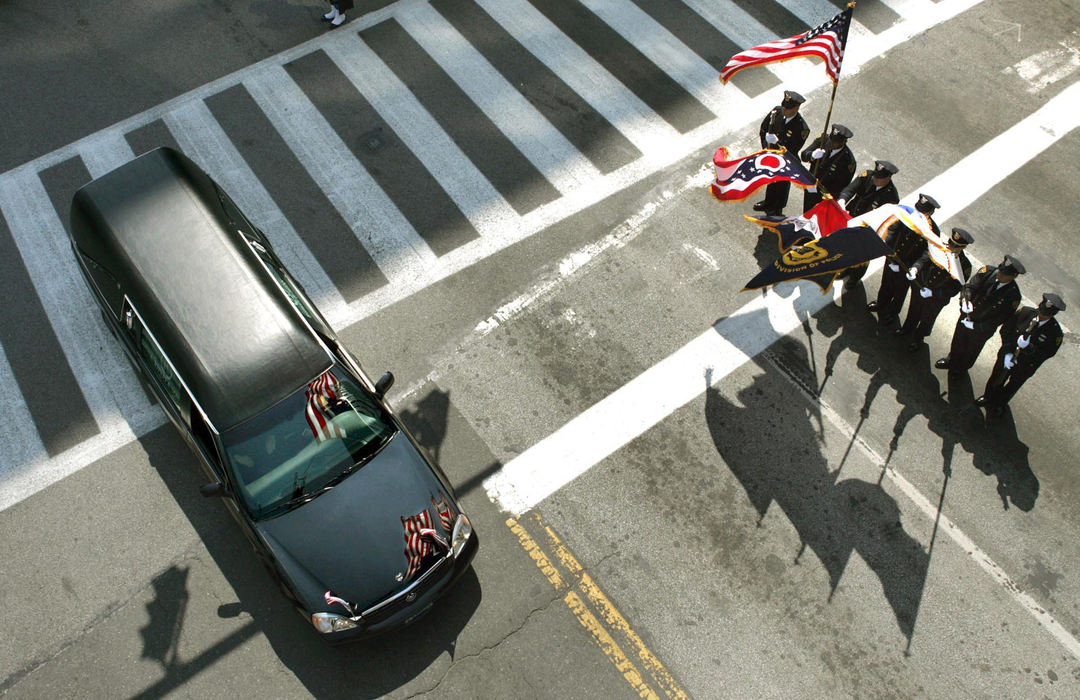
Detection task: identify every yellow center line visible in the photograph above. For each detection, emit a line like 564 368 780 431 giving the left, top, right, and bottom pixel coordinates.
507 515 691 700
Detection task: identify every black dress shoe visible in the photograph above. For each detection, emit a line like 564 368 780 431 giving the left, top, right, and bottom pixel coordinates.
867 301 880 312
974 395 988 406
934 358 949 369
753 201 769 212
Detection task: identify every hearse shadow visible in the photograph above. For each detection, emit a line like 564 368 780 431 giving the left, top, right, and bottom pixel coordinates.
133 388 480 699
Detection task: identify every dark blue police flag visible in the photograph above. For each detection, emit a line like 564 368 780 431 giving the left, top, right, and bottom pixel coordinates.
743 225 893 292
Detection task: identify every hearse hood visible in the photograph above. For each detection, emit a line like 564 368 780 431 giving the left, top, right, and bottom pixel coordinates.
254 432 456 613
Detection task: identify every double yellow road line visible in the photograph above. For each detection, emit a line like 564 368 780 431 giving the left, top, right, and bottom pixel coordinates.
507 513 690 700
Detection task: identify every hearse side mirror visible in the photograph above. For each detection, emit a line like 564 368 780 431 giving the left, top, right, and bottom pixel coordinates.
374 371 394 397
200 482 230 498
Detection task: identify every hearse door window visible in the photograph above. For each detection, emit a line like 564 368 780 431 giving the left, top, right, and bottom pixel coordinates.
246 237 319 325
123 300 190 423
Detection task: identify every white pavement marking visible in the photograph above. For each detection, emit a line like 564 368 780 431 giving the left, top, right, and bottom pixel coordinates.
484 79 1080 659
162 99 343 316
473 0 680 162
399 3 602 196
76 131 135 179
243 66 439 288
578 0 734 117
1007 35 1080 94
324 32 519 238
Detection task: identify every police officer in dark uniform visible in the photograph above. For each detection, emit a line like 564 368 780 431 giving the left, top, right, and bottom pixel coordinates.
838 160 899 216
800 124 856 212
976 293 1065 413
867 193 941 325
935 255 1025 375
896 227 974 351
753 90 811 217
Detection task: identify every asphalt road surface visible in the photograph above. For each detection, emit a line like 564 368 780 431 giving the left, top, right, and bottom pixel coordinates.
2 0 1080 697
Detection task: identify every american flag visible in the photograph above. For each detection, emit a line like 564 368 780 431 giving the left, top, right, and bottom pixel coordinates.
709 147 816 202
304 371 347 443
431 493 455 533
720 7 852 84
401 509 435 579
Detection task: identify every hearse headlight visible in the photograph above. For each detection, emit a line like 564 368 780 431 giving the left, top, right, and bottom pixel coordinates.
451 514 472 558
311 612 358 634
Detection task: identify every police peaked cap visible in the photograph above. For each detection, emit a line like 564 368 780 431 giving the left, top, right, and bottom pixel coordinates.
781 90 806 107
948 227 974 247
915 193 940 213
1039 292 1066 314
872 160 898 177
999 254 1026 276
829 124 853 140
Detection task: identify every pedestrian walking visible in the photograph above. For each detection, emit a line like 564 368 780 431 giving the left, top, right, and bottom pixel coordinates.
800 124 856 212
896 227 974 351
867 193 941 325
976 293 1065 413
321 0 353 27
752 90 811 217
935 255 1025 376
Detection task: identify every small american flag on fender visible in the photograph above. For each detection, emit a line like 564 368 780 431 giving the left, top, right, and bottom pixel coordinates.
432 493 455 533
401 509 435 579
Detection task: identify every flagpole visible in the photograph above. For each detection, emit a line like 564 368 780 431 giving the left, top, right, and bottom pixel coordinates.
811 1 855 181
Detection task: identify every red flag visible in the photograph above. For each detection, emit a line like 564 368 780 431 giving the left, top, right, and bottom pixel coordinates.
401 509 435 579
720 7 852 84
304 371 347 443
804 198 851 237
708 147 816 202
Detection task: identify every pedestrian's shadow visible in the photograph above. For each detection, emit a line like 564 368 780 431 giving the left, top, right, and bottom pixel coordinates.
133 385 480 699
703 337 929 642
971 408 1038 511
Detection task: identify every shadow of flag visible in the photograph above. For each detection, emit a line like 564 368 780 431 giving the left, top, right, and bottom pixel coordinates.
743 225 893 292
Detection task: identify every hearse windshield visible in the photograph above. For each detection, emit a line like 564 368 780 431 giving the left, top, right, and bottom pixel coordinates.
221 369 396 519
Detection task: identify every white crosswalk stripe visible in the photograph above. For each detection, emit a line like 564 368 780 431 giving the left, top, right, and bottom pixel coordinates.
0 0 989 511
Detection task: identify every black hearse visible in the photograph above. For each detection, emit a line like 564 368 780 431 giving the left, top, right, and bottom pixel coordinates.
68 147 476 639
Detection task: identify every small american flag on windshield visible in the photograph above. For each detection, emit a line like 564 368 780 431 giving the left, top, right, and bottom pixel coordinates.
304 371 347 443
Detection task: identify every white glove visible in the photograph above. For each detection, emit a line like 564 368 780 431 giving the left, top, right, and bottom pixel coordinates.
837 198 847 209
811 148 826 159
906 267 917 281
961 318 975 330
1004 353 1016 370
807 185 817 193
765 132 779 145
1016 334 1031 349
920 287 932 298
888 263 900 273
960 299 974 314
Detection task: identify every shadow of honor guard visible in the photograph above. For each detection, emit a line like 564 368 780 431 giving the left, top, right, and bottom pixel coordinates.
935 255 1025 376
753 90 810 217
976 293 1065 414
800 124 856 212
868 193 941 325
896 227 974 351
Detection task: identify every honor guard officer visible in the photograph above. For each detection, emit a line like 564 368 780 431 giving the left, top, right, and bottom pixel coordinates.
835 160 901 286
896 227 974 351
935 255 1025 375
753 90 811 216
868 194 941 325
838 160 900 216
976 293 1065 413
800 124 856 211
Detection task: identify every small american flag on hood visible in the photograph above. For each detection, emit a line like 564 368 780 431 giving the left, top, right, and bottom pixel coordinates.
432 492 455 533
305 371 348 443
